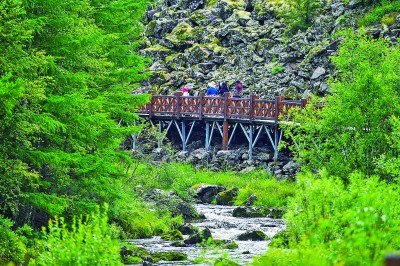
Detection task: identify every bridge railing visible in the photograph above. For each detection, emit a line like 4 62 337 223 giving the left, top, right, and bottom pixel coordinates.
139 92 307 123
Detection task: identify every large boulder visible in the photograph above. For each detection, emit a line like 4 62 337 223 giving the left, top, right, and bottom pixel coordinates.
144 189 201 221
237 230 267 241
216 187 239 205
195 184 226 203
184 228 212 245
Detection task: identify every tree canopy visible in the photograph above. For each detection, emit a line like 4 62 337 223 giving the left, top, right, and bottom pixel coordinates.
0 0 150 227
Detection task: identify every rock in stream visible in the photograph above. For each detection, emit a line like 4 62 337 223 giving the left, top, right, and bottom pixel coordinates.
128 204 285 265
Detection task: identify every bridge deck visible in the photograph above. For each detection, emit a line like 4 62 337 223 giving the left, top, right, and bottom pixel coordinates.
138 92 307 124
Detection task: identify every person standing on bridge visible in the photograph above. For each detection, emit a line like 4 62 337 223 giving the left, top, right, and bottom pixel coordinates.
206 81 218 96
218 81 230 96
182 87 189 96
233 80 243 98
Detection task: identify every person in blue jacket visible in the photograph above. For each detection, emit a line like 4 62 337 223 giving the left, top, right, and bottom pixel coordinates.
206 81 218 96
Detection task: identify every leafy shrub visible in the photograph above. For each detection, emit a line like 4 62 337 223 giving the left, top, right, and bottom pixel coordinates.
271 65 286 75
0 216 28 265
359 0 400 26
255 172 400 265
29 206 122 266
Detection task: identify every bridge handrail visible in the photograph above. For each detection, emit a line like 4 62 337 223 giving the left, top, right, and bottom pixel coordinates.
138 92 307 123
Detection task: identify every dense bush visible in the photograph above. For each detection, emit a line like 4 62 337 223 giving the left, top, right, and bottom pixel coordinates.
0 216 29 265
30 207 122 266
284 30 400 178
254 172 400 265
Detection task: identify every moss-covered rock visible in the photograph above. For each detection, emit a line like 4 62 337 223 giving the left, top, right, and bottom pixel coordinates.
216 187 239 205
152 251 188 262
232 206 269 217
184 228 212 245
120 244 150 264
237 230 268 241
213 239 239 249
161 229 184 240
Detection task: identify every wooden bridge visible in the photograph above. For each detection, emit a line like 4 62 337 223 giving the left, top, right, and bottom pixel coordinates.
137 92 307 160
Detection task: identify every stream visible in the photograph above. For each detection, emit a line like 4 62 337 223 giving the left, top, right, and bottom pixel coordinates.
129 204 285 265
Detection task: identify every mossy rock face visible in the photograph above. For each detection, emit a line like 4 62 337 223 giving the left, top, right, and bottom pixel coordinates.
161 229 184 241
190 10 212 26
232 206 269 217
226 10 251 26
213 239 239 249
237 230 267 241
171 241 187 247
214 258 241 266
216 187 239 205
152 251 188 262
178 223 199 235
184 228 212 245
120 245 149 264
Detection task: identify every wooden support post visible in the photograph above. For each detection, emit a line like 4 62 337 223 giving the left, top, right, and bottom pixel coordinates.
175 92 181 118
199 93 204 120
182 121 186 152
205 122 210 151
250 94 257 121
249 125 253 160
158 121 162 149
274 96 284 125
301 98 308 108
149 91 155 118
223 121 229 150
223 93 229 121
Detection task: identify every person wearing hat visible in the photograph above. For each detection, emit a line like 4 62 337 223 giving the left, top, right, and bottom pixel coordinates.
182 87 189 96
206 81 218 96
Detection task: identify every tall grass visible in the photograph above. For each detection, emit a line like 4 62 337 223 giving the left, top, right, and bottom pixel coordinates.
253 171 400 265
133 162 296 208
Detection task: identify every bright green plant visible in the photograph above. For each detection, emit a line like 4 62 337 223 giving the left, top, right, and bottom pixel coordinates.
255 171 400 265
30 206 122 266
0 216 29 265
271 65 286 75
359 0 400 25
283 30 400 178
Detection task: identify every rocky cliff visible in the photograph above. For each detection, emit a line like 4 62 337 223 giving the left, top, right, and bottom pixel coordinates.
139 0 399 98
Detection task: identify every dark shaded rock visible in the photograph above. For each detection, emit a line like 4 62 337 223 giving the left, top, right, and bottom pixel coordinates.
268 208 285 219
178 223 199 235
171 241 187 247
244 194 257 206
237 230 267 241
144 189 200 221
184 228 212 245
195 185 226 203
232 206 269 218
216 187 239 205
213 239 239 249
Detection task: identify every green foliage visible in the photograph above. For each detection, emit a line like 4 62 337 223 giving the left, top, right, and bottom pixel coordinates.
283 30 400 178
0 216 29 265
134 162 295 208
30 207 122 266
271 65 286 75
359 0 400 25
273 0 321 33
255 172 400 265
0 0 151 229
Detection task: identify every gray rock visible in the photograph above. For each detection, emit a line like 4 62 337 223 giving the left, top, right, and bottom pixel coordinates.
237 230 267 241
184 228 212 245
311 67 326 79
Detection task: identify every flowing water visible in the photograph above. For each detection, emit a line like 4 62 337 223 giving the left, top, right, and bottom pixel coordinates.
129 204 285 265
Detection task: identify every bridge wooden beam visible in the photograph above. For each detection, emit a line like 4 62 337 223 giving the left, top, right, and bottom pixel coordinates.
223 121 229 150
